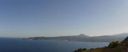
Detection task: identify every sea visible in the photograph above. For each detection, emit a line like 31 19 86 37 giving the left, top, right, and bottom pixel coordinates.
0 38 109 52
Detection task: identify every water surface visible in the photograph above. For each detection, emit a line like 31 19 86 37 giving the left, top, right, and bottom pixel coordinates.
0 38 109 52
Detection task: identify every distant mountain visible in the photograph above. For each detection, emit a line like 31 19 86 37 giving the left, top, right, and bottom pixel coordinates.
90 33 128 42
112 33 128 37
78 34 89 37
24 33 128 42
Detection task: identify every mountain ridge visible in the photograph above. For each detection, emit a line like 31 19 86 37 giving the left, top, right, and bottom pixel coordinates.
24 33 128 42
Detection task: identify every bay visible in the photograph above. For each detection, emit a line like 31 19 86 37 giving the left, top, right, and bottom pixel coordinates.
0 38 109 52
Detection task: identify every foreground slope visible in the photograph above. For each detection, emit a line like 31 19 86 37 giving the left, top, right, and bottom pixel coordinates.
73 37 128 52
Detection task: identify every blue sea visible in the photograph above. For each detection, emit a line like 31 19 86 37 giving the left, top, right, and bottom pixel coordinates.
0 38 109 52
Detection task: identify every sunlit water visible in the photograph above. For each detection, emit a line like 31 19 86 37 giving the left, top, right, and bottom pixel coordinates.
0 38 109 52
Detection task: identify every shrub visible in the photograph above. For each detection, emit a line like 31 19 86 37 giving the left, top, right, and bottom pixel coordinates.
107 41 120 48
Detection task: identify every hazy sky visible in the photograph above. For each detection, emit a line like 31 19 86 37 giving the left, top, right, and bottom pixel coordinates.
0 0 128 37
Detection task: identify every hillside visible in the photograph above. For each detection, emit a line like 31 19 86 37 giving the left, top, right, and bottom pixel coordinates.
73 37 128 52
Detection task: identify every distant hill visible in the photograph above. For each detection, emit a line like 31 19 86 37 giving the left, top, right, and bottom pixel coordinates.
74 37 128 52
24 33 128 42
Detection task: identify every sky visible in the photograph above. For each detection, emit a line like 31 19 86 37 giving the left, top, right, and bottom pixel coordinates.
0 0 128 37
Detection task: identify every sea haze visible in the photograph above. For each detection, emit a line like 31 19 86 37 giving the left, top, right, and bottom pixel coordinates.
0 38 109 52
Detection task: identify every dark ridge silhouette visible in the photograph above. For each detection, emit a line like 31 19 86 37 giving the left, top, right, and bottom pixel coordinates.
121 36 128 43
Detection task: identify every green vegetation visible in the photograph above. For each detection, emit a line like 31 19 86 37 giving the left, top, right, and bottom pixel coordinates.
107 41 120 48
73 37 128 52
74 48 87 52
